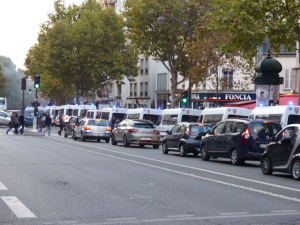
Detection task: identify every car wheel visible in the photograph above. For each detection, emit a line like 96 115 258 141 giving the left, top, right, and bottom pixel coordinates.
73 132 77 141
139 144 145 148
201 145 210 161
292 159 300 180
162 142 169 154
64 132 68 138
153 144 160 149
111 135 117 145
231 149 244 165
97 138 100 142
261 156 273 175
105 139 109 143
123 135 130 147
179 144 187 157
81 133 86 142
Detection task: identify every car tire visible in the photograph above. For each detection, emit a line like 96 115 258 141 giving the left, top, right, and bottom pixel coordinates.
162 142 169 154
97 138 100 142
231 149 244 165
73 132 77 141
81 133 86 142
292 159 300 180
105 139 109 143
179 144 187 157
123 135 130 147
64 132 68 138
139 144 145 148
261 156 273 175
201 145 210 161
153 144 160 149
111 135 117 145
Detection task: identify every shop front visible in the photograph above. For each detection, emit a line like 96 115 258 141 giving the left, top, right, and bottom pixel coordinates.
126 97 151 108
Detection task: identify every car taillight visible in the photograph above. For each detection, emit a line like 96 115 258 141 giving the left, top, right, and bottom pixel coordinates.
241 128 250 143
85 126 90 130
73 125 77 128
106 127 111 131
128 128 138 133
153 130 160 135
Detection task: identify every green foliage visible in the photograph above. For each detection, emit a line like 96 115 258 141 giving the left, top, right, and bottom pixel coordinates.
24 0 138 104
0 63 5 95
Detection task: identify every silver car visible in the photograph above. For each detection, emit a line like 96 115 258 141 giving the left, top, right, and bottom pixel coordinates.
111 119 160 148
0 110 11 126
73 119 111 142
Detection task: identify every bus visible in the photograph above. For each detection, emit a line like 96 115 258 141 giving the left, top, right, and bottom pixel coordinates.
0 97 7 110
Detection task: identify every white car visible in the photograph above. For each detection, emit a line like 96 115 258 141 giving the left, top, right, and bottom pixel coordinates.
0 110 11 126
72 118 111 142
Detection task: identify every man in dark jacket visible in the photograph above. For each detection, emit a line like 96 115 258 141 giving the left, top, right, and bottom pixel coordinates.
19 112 25 135
43 114 52 136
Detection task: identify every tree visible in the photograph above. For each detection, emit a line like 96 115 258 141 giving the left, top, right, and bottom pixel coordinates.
0 62 6 95
24 0 138 104
123 0 211 108
211 0 300 61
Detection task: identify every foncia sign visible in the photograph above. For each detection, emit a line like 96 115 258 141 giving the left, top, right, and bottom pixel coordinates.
192 93 255 101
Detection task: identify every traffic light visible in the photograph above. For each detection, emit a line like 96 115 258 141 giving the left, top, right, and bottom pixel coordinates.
29 89 32 94
34 107 39 116
34 75 40 89
182 90 188 103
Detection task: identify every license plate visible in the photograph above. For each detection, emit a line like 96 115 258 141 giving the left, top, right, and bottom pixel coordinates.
260 144 266 148
140 137 152 140
94 133 103 136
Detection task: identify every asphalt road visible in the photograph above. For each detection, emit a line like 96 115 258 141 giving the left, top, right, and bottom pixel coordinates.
0 126 299 225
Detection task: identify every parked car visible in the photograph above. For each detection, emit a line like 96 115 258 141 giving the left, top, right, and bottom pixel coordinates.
73 118 111 142
0 110 10 126
64 116 86 138
111 119 160 149
200 118 282 165
162 122 211 157
260 124 300 180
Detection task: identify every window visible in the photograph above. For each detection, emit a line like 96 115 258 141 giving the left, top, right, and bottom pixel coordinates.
101 112 109 120
223 69 233 89
127 114 140 119
214 122 225 135
130 83 133 97
145 82 148 96
203 114 223 126
145 58 148 74
232 122 244 133
181 115 200 123
117 84 121 97
162 114 178 125
284 69 292 89
140 59 144 74
224 121 235 133
134 83 137 96
170 124 180 134
140 82 143 96
157 73 168 91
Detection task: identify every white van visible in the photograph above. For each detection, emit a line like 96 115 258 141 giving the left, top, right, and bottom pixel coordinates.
59 105 81 123
78 105 97 117
156 108 202 137
86 109 102 119
249 105 300 127
199 107 252 126
100 108 128 124
124 108 162 124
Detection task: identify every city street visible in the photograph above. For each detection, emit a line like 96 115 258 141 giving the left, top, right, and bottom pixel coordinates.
0 126 299 225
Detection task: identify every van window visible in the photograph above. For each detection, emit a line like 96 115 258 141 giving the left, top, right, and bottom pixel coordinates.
73 109 78 116
101 112 109 120
127 114 140 119
268 115 282 124
287 115 300 125
156 115 162 126
112 113 125 123
181 115 199 123
143 114 160 124
162 115 177 125
203 114 223 126
227 115 248 119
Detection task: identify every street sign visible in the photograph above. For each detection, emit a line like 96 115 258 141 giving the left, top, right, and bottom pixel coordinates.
79 97 84 102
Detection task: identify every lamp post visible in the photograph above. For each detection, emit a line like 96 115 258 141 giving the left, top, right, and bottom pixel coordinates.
157 15 194 108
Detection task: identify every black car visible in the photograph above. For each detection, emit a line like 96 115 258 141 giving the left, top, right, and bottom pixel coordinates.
64 116 86 138
200 118 282 165
162 122 211 157
261 124 300 180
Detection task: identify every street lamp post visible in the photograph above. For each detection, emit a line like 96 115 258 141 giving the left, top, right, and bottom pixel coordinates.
157 15 194 108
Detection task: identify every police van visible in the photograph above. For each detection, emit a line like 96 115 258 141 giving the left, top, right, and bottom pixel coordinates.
124 108 162 124
156 108 202 138
199 107 252 126
100 108 128 124
249 105 300 127
86 109 102 119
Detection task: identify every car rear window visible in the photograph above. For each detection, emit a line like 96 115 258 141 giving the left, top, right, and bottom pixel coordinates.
190 125 211 135
88 120 108 126
133 122 155 128
249 122 281 140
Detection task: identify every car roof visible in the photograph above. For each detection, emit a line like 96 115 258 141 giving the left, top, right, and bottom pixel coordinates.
126 119 153 123
222 118 280 124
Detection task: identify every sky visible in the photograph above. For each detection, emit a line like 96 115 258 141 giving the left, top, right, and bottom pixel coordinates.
0 0 85 70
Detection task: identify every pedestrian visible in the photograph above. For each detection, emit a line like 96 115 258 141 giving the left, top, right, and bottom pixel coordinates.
13 112 20 134
37 115 43 132
19 111 25 135
6 112 15 134
58 114 64 135
43 114 52 136
110 116 116 132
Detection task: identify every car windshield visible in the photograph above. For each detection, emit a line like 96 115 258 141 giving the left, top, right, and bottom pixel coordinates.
190 125 211 136
249 122 282 140
133 122 155 128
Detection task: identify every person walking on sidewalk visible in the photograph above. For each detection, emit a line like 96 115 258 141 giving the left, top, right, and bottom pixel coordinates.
6 112 15 134
37 115 43 132
19 112 25 135
43 114 52 136
58 114 64 135
13 112 20 134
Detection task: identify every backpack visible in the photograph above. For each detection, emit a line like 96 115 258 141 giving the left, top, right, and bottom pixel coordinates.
14 116 19 124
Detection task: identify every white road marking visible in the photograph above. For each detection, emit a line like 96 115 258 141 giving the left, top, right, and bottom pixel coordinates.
0 181 8 190
1 196 36 218
41 138 300 204
271 210 298 213
107 218 138 221
166 215 195 218
220 212 249 215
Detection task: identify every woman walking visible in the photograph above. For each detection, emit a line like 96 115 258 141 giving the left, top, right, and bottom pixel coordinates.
43 114 52 136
